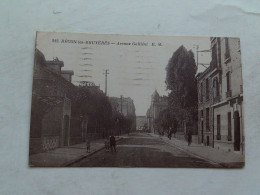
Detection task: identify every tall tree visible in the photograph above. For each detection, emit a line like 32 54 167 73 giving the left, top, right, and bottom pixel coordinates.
165 45 198 130
70 84 113 134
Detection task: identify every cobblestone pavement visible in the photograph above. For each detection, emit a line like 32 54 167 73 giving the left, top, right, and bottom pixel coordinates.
70 133 218 168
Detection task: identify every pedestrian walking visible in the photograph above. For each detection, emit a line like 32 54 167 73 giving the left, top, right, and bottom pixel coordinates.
188 132 192 146
110 135 116 152
104 137 110 152
168 131 172 140
86 138 91 153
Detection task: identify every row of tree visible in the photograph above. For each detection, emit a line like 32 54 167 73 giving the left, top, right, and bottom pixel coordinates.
70 83 135 138
155 45 198 137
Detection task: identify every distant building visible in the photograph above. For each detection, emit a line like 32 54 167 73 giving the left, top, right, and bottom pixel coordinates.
136 116 146 130
78 81 101 90
109 96 136 133
197 37 244 154
30 49 75 154
146 90 168 133
109 96 135 117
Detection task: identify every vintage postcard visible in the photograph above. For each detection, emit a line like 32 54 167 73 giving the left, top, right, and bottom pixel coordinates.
29 32 244 168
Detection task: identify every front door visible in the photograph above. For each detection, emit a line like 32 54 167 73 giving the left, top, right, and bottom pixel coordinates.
234 111 240 151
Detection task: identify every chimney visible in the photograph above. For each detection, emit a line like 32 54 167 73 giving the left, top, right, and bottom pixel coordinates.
46 57 64 74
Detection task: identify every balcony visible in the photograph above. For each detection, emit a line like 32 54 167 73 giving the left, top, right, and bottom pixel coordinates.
226 90 232 98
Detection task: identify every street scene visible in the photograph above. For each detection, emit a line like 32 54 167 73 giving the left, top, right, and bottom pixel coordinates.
29 32 244 168
70 133 219 168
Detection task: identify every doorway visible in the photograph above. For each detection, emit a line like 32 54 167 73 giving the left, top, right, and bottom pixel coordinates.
207 136 209 146
234 111 240 151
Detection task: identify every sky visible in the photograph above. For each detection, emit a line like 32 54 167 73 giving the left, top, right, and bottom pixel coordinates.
36 32 211 116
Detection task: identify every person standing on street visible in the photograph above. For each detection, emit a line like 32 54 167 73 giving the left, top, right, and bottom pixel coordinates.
86 138 91 153
187 131 192 146
104 137 110 152
168 129 172 140
110 135 116 152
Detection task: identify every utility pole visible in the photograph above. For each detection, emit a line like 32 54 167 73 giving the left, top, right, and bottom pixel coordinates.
120 95 123 114
103 69 109 95
193 44 211 71
193 44 199 69
127 100 128 115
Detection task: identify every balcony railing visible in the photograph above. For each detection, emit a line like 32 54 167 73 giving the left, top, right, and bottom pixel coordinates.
226 90 232 98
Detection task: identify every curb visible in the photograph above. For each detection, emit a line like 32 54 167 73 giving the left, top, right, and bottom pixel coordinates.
148 133 225 168
162 138 224 168
162 138 244 168
64 137 124 167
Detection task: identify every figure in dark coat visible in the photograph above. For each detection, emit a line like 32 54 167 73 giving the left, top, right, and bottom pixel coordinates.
188 132 192 146
110 135 116 152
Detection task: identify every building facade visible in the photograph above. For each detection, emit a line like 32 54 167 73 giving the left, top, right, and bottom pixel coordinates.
30 49 75 154
197 37 244 154
136 116 146 130
109 96 136 133
109 96 136 117
146 90 168 133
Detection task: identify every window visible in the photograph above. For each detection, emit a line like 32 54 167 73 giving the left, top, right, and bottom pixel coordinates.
206 108 209 131
226 71 232 98
213 78 220 98
227 72 230 91
211 44 217 67
225 38 230 61
217 115 221 140
206 79 209 100
217 38 221 67
201 110 204 143
228 112 232 141
200 82 203 102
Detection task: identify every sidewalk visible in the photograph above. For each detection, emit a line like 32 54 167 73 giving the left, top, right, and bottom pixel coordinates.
149 133 245 168
29 136 126 167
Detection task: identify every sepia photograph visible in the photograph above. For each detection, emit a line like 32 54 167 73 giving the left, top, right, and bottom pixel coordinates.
29 31 244 168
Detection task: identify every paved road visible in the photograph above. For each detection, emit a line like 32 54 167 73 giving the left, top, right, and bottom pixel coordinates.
70 133 218 168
